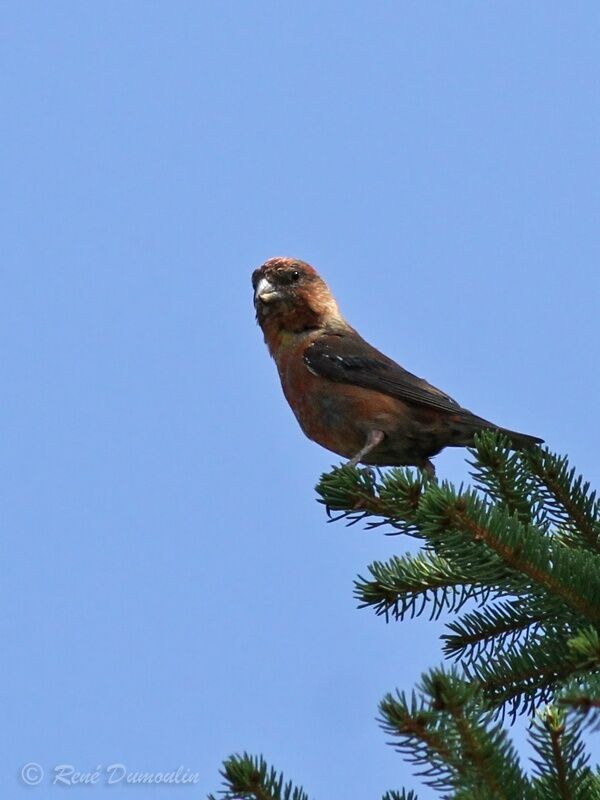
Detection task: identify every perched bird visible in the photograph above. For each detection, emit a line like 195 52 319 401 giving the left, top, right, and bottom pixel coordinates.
253 257 543 474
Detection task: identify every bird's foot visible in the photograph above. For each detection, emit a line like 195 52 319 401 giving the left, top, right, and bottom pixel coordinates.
420 460 437 481
346 430 385 469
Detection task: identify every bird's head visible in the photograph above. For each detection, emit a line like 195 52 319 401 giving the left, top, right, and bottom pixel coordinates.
252 258 343 349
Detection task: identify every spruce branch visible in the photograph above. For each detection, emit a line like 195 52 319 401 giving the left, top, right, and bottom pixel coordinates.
442 599 548 665
379 687 468 791
521 447 600 553
422 488 600 625
379 669 528 799
463 628 600 719
318 442 600 719
469 431 545 526
319 458 600 626
355 550 487 621
559 674 600 731
530 707 595 800
213 436 600 798
208 754 310 800
317 465 427 535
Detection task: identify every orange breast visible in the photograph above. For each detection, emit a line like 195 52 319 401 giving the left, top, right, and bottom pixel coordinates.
275 341 406 460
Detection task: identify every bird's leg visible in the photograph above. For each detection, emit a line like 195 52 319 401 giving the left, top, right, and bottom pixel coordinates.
347 430 385 468
420 459 437 480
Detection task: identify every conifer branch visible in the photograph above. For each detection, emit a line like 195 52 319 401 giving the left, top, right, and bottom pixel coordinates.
442 500 600 624
213 435 600 799
559 674 600 731
522 448 600 554
317 465 426 535
318 460 600 625
464 629 600 718
379 688 470 790
530 707 596 800
442 599 547 664
469 432 543 526
208 754 309 800
355 550 487 621
379 669 528 798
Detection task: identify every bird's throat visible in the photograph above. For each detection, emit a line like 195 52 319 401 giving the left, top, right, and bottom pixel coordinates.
261 319 318 358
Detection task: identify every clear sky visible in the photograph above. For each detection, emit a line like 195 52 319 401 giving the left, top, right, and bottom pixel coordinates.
2 3 600 799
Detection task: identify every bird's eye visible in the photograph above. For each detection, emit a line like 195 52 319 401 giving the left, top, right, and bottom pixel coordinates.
291 270 300 282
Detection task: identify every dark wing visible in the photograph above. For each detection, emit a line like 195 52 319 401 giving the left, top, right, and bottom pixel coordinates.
304 332 466 415
304 332 544 446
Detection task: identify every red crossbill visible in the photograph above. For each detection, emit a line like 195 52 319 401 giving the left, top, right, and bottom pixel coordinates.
253 257 542 474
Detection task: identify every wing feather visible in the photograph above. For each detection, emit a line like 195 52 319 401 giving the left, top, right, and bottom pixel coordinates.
304 333 465 415
303 332 543 446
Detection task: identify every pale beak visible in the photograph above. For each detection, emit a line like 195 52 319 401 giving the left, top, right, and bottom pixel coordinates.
254 277 281 305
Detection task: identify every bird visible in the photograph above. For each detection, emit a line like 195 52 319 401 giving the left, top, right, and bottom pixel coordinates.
252 257 543 475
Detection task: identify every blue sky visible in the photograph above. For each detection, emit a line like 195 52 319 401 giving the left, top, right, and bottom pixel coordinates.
2 3 600 798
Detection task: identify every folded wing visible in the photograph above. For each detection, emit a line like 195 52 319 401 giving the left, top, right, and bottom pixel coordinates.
304 332 465 414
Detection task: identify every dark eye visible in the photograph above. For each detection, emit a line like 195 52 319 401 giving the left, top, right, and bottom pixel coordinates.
291 270 300 282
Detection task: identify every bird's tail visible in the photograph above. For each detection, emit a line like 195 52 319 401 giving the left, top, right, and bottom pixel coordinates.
458 410 544 450
451 410 544 451
491 425 543 449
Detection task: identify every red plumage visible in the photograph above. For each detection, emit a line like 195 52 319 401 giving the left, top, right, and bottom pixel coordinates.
253 257 542 474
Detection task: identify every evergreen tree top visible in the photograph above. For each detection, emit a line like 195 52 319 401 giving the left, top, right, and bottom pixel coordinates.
211 433 600 799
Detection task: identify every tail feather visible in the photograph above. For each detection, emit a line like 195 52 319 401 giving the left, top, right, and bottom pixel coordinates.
496 426 544 449
457 410 544 449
